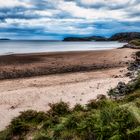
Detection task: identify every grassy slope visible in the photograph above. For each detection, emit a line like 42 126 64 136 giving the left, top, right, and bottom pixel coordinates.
129 39 140 49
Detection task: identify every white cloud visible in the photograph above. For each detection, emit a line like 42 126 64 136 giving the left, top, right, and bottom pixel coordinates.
58 1 137 22
78 0 136 7
0 0 32 7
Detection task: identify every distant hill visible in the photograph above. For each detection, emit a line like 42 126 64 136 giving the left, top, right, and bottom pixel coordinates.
109 32 140 42
63 32 140 42
63 36 107 41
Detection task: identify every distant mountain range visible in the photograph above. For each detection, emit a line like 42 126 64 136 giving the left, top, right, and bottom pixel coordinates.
63 32 140 42
63 36 107 41
1 32 140 42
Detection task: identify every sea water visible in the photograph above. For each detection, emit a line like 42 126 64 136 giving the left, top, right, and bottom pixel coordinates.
0 40 126 55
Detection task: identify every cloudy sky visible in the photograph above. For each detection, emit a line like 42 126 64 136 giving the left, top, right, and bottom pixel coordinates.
0 0 140 40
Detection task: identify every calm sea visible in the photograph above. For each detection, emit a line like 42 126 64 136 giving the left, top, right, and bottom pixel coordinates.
0 40 126 55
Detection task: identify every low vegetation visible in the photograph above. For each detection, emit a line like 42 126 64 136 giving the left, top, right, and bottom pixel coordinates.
130 39 140 47
123 39 140 49
0 99 140 140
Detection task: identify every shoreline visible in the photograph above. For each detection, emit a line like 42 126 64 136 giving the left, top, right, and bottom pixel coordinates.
0 48 136 80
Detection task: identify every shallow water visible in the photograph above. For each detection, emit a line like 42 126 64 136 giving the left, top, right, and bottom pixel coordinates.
0 40 126 55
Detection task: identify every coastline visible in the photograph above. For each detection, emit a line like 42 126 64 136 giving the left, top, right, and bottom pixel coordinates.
0 48 136 80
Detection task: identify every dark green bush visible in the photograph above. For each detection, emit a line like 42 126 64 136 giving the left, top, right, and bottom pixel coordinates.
73 104 85 112
17 110 48 123
64 114 81 129
86 99 109 110
48 101 70 116
42 116 59 129
86 99 100 110
124 90 140 102
10 118 31 135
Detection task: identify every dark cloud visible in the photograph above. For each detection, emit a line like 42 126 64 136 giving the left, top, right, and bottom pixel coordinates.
0 7 38 20
72 0 139 10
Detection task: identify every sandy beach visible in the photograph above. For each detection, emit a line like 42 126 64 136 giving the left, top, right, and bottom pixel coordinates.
0 48 137 130
0 48 135 80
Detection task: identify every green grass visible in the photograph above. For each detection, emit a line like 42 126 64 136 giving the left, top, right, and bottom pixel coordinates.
1 97 140 140
129 39 140 48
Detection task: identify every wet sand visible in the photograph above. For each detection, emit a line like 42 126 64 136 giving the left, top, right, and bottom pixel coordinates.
0 48 135 80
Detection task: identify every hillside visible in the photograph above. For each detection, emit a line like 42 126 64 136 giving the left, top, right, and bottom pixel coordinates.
63 32 140 42
63 36 107 41
109 32 140 42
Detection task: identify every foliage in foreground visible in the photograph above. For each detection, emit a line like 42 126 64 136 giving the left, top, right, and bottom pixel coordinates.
1 95 140 140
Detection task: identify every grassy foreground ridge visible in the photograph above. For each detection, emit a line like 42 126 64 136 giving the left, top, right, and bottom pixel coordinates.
0 48 140 140
0 81 140 140
0 76 140 139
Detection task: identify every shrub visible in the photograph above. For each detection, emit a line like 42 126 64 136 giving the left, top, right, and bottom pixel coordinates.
86 99 109 110
48 101 70 116
10 118 31 135
86 99 99 110
42 115 59 129
73 104 85 112
64 114 81 129
17 110 48 123
124 90 140 102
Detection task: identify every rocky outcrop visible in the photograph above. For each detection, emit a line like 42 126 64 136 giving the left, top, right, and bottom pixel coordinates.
109 32 140 42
